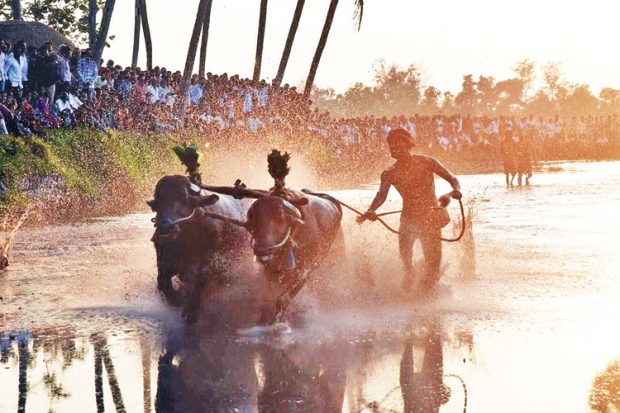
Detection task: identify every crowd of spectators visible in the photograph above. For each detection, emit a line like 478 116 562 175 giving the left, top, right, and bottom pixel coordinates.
0 39 618 161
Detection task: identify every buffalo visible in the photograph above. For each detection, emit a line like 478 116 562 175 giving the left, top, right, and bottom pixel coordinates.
147 175 251 321
205 185 344 323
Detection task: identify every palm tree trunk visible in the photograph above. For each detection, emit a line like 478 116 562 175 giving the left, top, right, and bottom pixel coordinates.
178 0 209 125
101 343 127 413
304 0 339 98
94 0 117 65
274 0 304 87
198 0 213 78
140 0 153 70
141 340 152 413
11 0 22 20
17 334 28 413
131 0 141 69
253 0 268 82
88 0 98 49
93 337 105 413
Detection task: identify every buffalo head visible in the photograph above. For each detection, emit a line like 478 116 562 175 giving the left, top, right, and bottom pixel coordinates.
246 196 308 265
147 176 219 243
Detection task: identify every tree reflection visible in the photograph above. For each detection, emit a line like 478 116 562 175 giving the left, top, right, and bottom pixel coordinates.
590 359 620 413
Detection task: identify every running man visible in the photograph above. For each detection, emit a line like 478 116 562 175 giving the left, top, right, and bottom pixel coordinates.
357 128 461 295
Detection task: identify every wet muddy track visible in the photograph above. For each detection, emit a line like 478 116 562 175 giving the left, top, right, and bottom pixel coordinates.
1 161 619 412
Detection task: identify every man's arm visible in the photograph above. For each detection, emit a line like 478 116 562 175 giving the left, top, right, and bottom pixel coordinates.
368 170 392 213
357 170 392 223
431 158 460 191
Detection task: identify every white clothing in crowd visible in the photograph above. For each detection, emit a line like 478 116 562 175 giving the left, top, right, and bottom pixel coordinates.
190 83 203 105
4 53 28 88
0 51 5 82
257 87 268 107
247 116 264 133
243 91 253 113
54 98 73 115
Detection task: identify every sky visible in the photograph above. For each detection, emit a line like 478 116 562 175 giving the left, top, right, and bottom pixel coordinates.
105 0 620 95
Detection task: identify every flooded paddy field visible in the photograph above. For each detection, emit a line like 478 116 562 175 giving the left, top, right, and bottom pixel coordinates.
1 161 619 412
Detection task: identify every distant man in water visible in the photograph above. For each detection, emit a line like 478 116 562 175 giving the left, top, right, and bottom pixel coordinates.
357 128 461 295
500 131 517 188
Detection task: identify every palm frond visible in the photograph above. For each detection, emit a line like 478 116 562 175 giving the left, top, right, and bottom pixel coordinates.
353 0 364 31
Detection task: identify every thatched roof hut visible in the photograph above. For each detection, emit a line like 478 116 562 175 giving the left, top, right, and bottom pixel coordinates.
0 20 76 49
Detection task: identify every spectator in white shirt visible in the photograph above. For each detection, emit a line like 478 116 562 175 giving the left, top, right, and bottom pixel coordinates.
146 79 159 104
4 40 28 99
189 75 203 105
53 91 73 115
0 41 8 92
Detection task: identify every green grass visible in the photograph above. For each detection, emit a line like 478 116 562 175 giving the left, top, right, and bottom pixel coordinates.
0 129 178 216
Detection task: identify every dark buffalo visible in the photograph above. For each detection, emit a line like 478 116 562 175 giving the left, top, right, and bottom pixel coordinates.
206 187 344 322
147 175 251 320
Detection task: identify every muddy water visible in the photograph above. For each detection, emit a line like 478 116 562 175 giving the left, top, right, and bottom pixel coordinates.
1 161 619 413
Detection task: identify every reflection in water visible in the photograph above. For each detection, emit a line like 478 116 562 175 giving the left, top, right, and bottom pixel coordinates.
590 360 620 413
0 318 472 413
400 319 452 413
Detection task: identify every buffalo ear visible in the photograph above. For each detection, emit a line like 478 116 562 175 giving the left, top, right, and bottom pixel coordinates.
194 194 219 207
146 199 157 211
290 197 309 207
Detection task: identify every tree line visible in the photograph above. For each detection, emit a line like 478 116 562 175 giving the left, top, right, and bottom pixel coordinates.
311 59 620 119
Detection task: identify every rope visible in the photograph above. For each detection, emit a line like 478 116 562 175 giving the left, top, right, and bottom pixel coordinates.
371 374 468 413
444 374 468 413
333 196 466 242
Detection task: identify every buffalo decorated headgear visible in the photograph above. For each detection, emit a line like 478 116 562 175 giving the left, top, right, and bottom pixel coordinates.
267 149 291 196
173 142 202 185
387 128 415 149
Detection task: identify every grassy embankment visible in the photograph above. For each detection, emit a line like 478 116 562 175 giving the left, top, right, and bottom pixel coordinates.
0 129 347 222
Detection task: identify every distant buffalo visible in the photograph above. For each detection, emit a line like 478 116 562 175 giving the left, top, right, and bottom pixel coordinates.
147 175 251 321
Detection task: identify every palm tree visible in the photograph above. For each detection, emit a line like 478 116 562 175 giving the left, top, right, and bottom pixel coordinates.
131 0 154 69
274 0 305 87
253 0 268 82
17 333 29 413
93 0 117 65
198 0 214 78
179 0 211 124
140 0 154 69
11 0 22 20
131 0 141 69
303 0 364 98
88 0 98 49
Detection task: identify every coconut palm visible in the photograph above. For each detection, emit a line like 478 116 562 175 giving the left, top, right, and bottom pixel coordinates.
303 0 364 98
131 0 141 68
179 0 211 124
131 0 153 69
274 0 305 87
93 0 117 65
88 0 97 48
253 0 268 82
198 0 213 77
10 0 22 20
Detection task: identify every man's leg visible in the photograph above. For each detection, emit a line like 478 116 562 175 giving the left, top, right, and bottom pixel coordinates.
399 219 416 291
47 84 56 104
419 227 442 293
